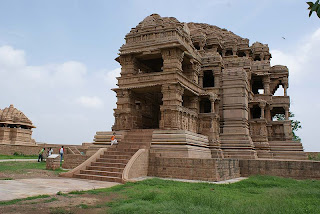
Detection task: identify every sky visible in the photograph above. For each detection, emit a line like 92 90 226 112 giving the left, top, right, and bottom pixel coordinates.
0 0 319 151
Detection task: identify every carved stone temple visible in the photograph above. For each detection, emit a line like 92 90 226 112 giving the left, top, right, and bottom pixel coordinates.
0 104 36 145
93 14 306 161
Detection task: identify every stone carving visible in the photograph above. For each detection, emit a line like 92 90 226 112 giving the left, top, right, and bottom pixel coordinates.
110 14 306 160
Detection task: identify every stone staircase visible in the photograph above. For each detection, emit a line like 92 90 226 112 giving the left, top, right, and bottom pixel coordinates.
73 147 137 183
73 129 154 183
268 140 308 160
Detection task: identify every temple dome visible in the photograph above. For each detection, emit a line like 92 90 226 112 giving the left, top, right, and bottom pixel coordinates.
0 104 35 127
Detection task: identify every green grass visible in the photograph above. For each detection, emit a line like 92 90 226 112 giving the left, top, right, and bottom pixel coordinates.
0 195 50 206
0 154 38 159
0 161 67 174
308 153 320 161
82 176 320 214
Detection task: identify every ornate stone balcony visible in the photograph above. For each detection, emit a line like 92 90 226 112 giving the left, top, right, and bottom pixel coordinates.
271 96 290 106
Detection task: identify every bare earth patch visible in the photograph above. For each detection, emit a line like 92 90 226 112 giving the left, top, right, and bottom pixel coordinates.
0 169 59 180
0 193 119 214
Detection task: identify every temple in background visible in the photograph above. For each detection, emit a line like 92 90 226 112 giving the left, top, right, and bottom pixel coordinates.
0 104 36 145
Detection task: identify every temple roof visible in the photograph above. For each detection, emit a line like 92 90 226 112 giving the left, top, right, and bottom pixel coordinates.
0 104 35 128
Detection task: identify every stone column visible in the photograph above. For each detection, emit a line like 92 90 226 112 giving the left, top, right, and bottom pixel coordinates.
284 84 288 96
160 83 184 129
199 71 204 87
232 47 237 56
220 67 257 159
209 95 218 113
245 50 250 58
113 89 134 130
284 106 289 120
191 60 201 84
222 50 226 57
189 96 199 113
263 76 270 95
259 101 266 119
161 48 184 72
119 55 138 76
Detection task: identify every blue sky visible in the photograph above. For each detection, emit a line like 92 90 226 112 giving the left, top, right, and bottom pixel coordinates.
0 0 319 151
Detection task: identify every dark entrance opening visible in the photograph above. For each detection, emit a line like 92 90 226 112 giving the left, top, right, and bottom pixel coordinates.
132 86 162 129
251 75 264 94
136 54 163 73
203 71 215 88
251 105 261 119
200 98 211 113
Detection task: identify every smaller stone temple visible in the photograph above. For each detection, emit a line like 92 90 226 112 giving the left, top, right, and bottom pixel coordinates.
0 104 36 145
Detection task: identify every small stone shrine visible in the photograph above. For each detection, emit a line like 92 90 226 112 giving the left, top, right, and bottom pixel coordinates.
0 104 36 145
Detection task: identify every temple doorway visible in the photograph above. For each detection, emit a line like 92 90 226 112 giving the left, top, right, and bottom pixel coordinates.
131 86 162 129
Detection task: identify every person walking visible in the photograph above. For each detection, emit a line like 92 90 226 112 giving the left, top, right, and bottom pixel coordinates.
38 147 45 162
59 146 64 164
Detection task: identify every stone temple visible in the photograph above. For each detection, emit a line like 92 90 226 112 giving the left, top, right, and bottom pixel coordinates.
63 14 314 183
94 14 306 160
0 104 36 145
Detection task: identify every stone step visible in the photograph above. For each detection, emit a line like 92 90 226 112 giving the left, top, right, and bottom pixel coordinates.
270 146 304 151
103 151 137 156
106 148 138 152
74 173 122 183
272 151 307 156
100 154 131 159
86 166 123 172
116 145 149 149
91 162 127 168
96 158 129 164
80 169 122 178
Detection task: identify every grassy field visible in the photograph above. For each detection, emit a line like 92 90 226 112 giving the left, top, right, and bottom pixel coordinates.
78 176 320 214
0 154 38 159
0 175 319 213
95 176 320 214
0 161 65 174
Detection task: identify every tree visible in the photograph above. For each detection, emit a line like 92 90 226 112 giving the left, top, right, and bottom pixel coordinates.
307 1 320 18
274 112 302 141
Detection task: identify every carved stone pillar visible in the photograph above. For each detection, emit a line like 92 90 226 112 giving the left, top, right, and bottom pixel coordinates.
284 84 288 96
259 101 266 119
209 94 218 113
232 47 237 56
160 83 184 129
191 60 201 84
263 76 270 95
245 50 250 58
222 50 226 57
199 70 204 87
113 89 134 130
189 96 199 113
161 48 184 72
119 55 138 76
285 106 289 120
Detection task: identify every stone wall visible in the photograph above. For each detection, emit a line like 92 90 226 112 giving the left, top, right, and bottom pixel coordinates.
240 159 320 180
0 144 40 155
62 154 90 169
148 156 240 181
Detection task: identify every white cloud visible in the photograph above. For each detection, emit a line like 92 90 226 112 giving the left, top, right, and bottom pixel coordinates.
0 45 117 145
0 45 25 71
270 27 320 151
76 96 103 109
103 67 121 86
